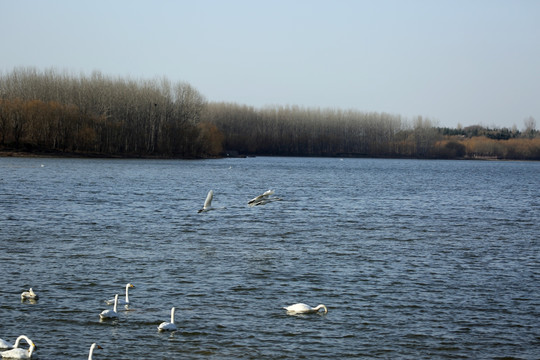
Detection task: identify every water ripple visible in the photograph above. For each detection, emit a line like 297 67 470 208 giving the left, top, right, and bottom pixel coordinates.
0 157 539 359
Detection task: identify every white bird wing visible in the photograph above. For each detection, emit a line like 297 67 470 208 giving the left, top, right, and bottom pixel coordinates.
100 309 117 318
248 190 274 205
158 322 177 331
106 298 127 305
203 190 213 209
21 288 38 299
262 189 274 196
0 348 28 358
248 195 263 204
285 303 311 312
0 338 13 350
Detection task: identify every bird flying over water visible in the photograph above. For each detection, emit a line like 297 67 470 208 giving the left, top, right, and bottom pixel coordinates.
198 190 214 213
248 189 282 207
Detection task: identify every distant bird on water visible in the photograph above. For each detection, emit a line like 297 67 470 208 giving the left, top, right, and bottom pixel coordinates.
20 288 38 301
88 343 103 360
106 283 135 307
158 307 178 331
283 303 328 314
0 335 36 359
100 294 119 319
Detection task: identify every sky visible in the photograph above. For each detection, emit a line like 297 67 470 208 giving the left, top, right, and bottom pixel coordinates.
1 0 539 129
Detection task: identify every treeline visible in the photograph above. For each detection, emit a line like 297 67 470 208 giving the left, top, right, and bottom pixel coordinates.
201 103 406 156
201 102 540 160
1 68 539 160
0 68 222 157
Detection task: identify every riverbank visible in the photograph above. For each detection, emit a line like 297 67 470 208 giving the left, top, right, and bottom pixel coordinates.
0 149 214 160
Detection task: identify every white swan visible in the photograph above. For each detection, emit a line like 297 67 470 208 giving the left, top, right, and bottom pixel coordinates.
0 339 12 350
248 190 282 207
158 307 177 331
100 294 118 319
248 189 274 205
198 190 214 213
0 335 36 359
88 343 102 360
284 303 328 314
11 337 30 350
20 288 38 300
106 283 134 306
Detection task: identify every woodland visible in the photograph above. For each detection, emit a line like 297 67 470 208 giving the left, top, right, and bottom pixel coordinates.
1 68 539 160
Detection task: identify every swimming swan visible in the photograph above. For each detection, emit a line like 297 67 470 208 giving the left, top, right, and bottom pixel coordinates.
106 283 134 306
248 190 282 207
20 288 38 301
0 339 12 350
88 343 102 360
198 190 214 213
284 303 328 314
0 335 36 359
12 337 31 351
158 307 177 331
100 294 119 319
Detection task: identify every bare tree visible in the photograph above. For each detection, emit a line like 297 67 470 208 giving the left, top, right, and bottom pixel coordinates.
524 116 536 138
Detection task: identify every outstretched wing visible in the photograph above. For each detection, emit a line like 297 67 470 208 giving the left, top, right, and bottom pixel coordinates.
203 190 214 209
248 189 274 205
262 189 274 197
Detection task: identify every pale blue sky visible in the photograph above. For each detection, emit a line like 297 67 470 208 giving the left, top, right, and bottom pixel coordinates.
1 0 539 129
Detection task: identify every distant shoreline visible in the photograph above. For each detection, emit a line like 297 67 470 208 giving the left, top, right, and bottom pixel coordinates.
0 150 194 160
0 150 119 159
2 150 534 162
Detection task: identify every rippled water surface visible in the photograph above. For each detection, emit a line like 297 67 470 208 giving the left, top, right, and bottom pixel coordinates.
0 157 539 359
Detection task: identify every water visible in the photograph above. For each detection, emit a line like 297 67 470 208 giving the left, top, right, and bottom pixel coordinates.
0 156 538 359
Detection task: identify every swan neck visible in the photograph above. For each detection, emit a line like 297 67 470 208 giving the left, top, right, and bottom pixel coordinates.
28 343 35 357
316 304 328 313
125 284 130 302
14 335 30 348
170 307 176 324
88 343 96 360
113 294 118 312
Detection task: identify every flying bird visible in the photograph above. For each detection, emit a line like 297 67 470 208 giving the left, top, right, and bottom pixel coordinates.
248 190 282 207
198 190 214 213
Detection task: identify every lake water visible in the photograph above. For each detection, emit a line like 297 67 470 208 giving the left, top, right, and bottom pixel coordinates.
0 156 538 359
